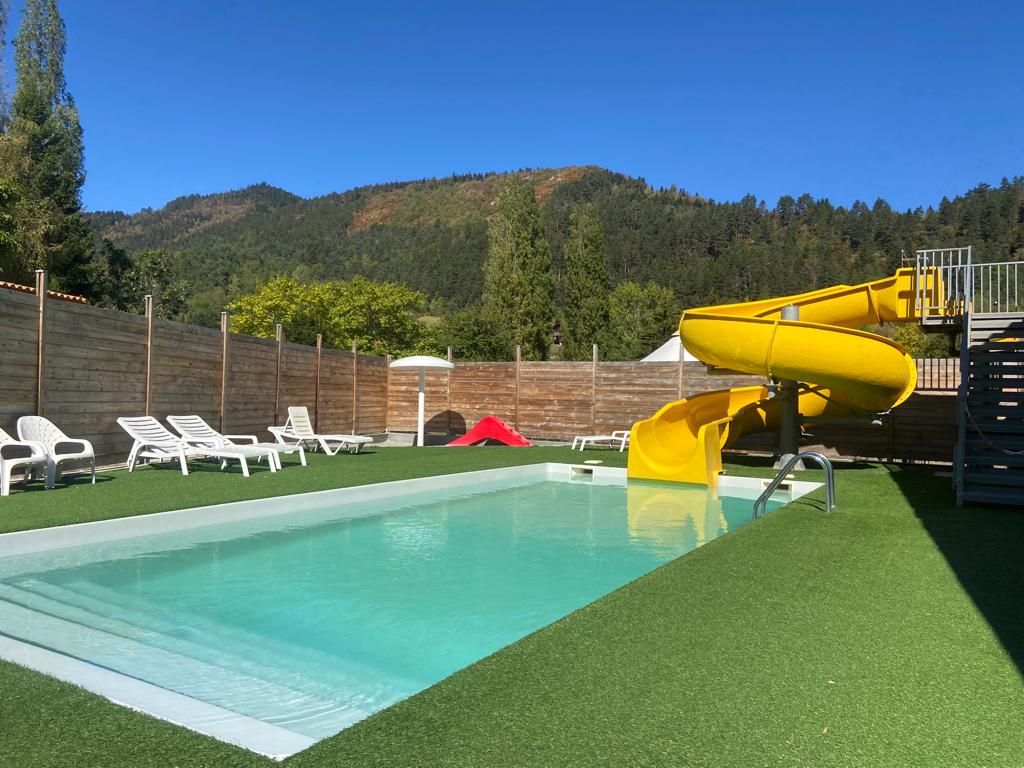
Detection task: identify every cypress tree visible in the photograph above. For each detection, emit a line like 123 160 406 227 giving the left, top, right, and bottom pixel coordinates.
560 204 609 359
482 177 555 360
1 0 93 292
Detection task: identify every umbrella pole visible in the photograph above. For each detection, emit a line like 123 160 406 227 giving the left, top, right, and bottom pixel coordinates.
418 368 426 447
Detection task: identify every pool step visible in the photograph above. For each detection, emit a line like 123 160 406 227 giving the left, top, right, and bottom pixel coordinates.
0 582 383 737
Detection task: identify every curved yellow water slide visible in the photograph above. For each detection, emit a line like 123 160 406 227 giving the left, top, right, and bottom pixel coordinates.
627 268 932 486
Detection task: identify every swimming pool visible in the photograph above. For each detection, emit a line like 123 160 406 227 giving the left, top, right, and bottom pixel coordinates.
0 464 819 757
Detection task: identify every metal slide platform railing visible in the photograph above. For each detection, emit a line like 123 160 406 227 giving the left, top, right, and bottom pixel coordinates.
908 246 1024 323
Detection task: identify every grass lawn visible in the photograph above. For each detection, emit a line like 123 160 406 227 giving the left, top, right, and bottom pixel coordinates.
1 447 1021 767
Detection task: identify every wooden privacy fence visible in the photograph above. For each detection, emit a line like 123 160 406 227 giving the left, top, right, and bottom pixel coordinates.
1 277 388 465
387 352 958 463
1 278 959 467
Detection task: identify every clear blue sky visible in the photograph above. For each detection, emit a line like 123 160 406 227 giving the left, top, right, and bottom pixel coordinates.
16 1 1024 212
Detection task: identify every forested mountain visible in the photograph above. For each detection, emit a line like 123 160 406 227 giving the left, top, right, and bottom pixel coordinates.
87 167 1024 326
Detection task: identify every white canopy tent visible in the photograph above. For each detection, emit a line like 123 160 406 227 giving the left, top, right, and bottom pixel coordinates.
388 355 454 447
641 332 700 363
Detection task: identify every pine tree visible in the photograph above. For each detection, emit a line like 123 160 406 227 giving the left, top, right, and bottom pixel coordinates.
0 0 93 293
560 204 610 360
482 177 555 359
0 1 8 127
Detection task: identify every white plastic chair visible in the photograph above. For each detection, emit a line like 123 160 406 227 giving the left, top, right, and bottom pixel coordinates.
18 415 96 486
571 430 631 451
0 427 52 496
167 415 304 470
270 407 373 455
117 416 276 477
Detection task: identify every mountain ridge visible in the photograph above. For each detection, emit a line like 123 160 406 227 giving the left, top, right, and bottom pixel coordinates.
84 167 1024 328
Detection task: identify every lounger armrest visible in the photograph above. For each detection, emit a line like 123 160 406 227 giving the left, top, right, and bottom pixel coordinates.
181 438 220 448
224 434 258 444
268 427 299 445
53 438 91 455
1 440 46 460
610 430 630 439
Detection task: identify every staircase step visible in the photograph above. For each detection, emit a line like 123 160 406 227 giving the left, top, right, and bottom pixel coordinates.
961 486 1024 506
964 419 1024 435
966 403 1024 417
970 313 1024 324
963 468 1024 488
970 344 1024 354
967 364 1024 376
966 391 1024 406
966 434 1024 453
969 353 1024 364
966 385 1024 397
964 450 1024 467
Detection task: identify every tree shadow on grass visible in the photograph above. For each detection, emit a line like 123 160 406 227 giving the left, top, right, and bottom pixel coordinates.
722 451 878 473
416 411 467 445
889 465 1024 674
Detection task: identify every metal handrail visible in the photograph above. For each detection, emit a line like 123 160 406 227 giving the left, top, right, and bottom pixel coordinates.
752 451 836 520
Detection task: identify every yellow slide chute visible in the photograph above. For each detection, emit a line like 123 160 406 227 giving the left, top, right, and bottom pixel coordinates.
627 268 930 486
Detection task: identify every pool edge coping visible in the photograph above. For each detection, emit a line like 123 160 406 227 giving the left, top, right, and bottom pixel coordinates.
0 461 819 758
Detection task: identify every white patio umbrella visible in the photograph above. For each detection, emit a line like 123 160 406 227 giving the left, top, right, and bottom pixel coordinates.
389 355 454 447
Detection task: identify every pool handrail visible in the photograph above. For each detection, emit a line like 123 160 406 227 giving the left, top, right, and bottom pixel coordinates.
753 451 835 519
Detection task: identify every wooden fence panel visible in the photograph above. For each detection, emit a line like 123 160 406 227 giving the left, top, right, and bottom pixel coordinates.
223 334 277 439
594 362 679 434
318 348 355 434
0 282 965 468
449 363 517 434
150 319 221 425
680 363 763 396
43 301 148 464
356 357 388 433
890 393 957 462
518 361 593 439
0 291 39 435
279 342 317 421
387 369 449 434
731 392 958 464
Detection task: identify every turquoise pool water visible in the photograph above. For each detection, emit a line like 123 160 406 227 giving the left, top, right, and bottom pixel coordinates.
0 474 778 743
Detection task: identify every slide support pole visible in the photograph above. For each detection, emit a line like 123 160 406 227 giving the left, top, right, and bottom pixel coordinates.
417 368 426 447
774 304 804 471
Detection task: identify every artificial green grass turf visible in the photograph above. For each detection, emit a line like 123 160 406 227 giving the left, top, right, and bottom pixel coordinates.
1 449 1021 767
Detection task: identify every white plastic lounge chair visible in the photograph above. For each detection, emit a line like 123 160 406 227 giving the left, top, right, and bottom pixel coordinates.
18 415 96 485
270 407 373 455
167 415 305 470
0 427 52 496
117 416 276 477
571 430 631 451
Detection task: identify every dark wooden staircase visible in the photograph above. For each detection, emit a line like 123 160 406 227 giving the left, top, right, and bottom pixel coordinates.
958 313 1024 506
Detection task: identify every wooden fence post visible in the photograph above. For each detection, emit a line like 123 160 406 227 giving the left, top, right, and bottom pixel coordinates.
220 311 229 431
351 342 358 434
677 347 685 400
274 323 283 426
144 295 154 416
591 343 598 434
447 346 453 436
314 334 322 432
384 353 392 432
34 270 47 416
514 345 521 431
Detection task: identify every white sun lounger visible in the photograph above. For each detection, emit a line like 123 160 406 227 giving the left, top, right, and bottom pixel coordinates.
0 426 52 496
117 416 277 477
18 415 96 486
571 430 630 452
270 407 373 455
167 415 305 470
